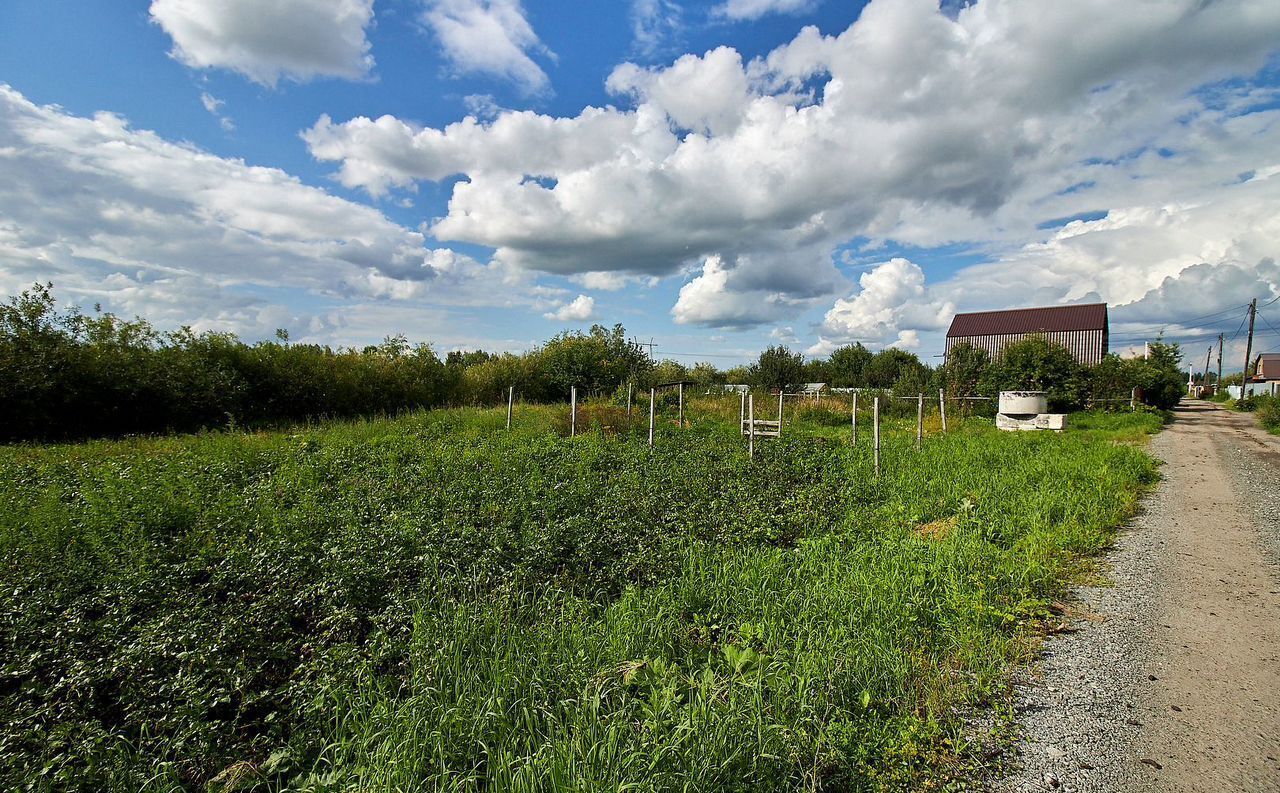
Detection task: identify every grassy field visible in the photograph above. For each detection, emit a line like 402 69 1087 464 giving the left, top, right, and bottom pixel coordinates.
0 399 1162 791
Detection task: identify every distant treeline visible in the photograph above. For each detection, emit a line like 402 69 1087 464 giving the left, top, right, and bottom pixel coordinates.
1 284 1185 442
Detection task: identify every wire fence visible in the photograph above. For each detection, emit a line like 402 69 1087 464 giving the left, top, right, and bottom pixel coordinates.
496 386 992 477
495 383 1144 478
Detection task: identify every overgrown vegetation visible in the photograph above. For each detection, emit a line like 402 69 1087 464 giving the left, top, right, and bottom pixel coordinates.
2 285 1185 443
1234 393 1280 433
0 400 1162 791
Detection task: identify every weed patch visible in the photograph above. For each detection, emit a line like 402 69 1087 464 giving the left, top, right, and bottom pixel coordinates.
0 409 1160 790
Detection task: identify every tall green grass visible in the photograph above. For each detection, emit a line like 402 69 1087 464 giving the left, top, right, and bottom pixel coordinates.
0 406 1160 791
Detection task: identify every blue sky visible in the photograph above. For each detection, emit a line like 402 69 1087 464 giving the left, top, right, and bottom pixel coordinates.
2 0 1280 369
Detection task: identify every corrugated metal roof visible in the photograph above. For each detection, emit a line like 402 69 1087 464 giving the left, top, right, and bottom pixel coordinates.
946 303 1108 338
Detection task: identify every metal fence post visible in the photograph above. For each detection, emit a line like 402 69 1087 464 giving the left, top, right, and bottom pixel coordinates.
938 388 946 433
571 386 577 437
748 393 755 459
678 382 684 427
506 386 513 430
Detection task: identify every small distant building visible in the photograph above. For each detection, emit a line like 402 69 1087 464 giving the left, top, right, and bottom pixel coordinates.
720 384 750 394
945 303 1109 367
799 383 827 395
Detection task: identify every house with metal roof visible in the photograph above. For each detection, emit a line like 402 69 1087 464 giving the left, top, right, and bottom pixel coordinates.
945 303 1109 366
1253 353 1280 381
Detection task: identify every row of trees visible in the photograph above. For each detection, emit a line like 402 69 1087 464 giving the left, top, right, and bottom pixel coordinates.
1 284 1184 442
625 337 1185 414
938 336 1186 411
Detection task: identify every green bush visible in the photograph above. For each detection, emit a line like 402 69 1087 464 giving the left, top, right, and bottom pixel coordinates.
0 285 457 442
1239 394 1280 433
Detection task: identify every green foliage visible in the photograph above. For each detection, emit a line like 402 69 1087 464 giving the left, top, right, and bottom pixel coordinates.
689 361 724 388
535 323 651 399
1258 397 1280 434
1125 341 1186 410
651 358 691 386
0 284 458 442
748 345 804 390
0 405 1161 791
827 343 874 387
1084 342 1184 411
863 348 927 391
978 336 1087 411
1236 394 1280 433
938 342 989 400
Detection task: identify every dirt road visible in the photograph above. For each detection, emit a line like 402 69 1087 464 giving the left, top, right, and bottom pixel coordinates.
998 401 1280 792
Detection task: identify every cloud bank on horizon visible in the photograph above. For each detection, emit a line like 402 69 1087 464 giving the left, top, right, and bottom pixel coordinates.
3 0 1280 361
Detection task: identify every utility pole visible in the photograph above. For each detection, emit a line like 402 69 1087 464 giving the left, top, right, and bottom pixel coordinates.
1217 333 1224 395
630 336 656 360
1243 298 1258 393
1203 346 1212 396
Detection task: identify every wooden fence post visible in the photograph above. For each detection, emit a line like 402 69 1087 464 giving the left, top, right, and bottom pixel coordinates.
938 389 946 433
739 391 745 434
916 393 923 448
1130 387 1136 410
627 382 633 417
678 383 684 427
777 392 783 437
506 386 513 430
748 394 755 459
851 391 858 446
648 388 655 447
571 386 577 438
873 396 880 478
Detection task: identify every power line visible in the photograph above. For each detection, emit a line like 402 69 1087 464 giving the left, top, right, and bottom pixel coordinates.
1227 310 1250 342
1109 303 1250 337
652 349 756 359
1255 309 1280 341
1110 329 1228 344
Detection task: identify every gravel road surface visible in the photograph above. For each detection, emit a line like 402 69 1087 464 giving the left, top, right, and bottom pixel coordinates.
996 401 1280 792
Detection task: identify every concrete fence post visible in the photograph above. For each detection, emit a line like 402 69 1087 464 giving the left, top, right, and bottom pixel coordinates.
648 388 655 447
851 391 858 446
873 396 880 478
916 393 923 448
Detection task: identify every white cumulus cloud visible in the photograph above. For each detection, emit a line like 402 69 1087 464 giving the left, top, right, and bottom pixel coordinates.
421 0 554 95
307 0 1280 332
150 0 375 86
716 0 816 22
543 294 596 322
811 258 954 353
0 84 545 345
